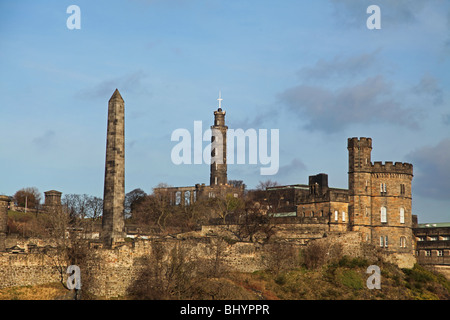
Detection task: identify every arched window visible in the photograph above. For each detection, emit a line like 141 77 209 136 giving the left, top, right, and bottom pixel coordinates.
184 191 190 206
400 236 407 248
400 207 405 224
381 206 387 223
175 191 181 205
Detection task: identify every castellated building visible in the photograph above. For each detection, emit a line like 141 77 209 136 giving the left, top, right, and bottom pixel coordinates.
1 89 447 298
259 137 415 267
347 138 414 262
150 94 416 268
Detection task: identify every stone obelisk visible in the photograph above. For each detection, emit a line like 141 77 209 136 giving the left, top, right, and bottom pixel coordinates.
101 89 125 248
0 195 9 252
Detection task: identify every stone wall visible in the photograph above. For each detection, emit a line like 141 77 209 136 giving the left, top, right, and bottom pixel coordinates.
80 237 271 298
0 225 414 298
0 253 60 288
433 265 450 280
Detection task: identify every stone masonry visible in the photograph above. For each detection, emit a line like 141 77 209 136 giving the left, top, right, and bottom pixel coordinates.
0 196 9 252
101 89 126 248
210 105 228 186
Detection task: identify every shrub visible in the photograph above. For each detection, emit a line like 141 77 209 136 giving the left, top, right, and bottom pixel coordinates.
302 241 328 269
339 270 364 290
338 256 369 268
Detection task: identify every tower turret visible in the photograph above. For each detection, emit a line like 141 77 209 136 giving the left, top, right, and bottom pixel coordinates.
348 137 415 268
210 92 228 186
348 137 373 233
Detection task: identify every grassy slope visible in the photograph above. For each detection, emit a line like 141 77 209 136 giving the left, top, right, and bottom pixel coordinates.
237 258 450 300
0 258 448 300
3 211 449 300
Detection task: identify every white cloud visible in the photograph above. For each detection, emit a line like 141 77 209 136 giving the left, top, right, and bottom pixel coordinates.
278 74 419 133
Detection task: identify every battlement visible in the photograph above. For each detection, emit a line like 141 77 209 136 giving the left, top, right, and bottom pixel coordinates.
371 161 413 175
347 137 372 149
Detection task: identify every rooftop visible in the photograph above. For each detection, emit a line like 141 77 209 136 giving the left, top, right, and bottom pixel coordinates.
416 222 450 228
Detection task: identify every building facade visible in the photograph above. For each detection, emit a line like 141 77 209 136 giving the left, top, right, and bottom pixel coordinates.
260 137 415 266
414 223 450 266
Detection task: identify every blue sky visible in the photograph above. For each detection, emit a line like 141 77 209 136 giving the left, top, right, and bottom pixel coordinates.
1 0 449 223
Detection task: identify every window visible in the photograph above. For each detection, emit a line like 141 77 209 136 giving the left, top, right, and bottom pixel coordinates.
184 191 190 206
380 236 388 248
400 184 405 195
425 250 431 256
380 183 387 194
342 211 346 222
381 206 387 223
400 207 405 224
365 207 369 217
334 210 338 222
400 236 407 248
437 250 443 257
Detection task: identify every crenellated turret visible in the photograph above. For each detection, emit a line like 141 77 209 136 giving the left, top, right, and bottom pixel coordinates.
347 137 415 267
371 161 413 176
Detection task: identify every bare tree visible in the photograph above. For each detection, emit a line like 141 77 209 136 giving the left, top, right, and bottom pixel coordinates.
124 188 147 216
261 242 301 274
13 187 42 210
86 196 103 220
255 180 279 191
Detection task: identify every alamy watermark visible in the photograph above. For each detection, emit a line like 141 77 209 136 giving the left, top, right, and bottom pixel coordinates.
67 265 81 290
367 5 381 30
171 121 279 175
366 265 381 289
66 5 81 30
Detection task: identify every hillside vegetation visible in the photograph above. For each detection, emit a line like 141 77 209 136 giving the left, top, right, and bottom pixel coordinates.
1 257 448 300
3 210 449 300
